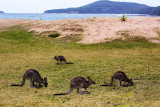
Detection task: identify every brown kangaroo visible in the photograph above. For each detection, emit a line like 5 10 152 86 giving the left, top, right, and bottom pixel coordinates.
53 76 95 95
54 55 73 65
101 71 133 87
11 69 48 88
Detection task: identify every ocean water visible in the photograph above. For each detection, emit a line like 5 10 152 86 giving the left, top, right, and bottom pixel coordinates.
0 13 152 20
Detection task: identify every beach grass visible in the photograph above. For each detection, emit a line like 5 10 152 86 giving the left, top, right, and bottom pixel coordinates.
0 26 160 106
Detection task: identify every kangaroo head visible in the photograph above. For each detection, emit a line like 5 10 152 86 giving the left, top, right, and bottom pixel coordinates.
87 76 96 85
127 78 133 85
43 77 48 87
54 56 57 59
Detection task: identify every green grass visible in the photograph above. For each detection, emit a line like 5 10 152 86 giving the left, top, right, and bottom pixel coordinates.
0 27 160 106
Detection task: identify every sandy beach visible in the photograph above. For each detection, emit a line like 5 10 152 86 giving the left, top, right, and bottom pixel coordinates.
0 17 160 44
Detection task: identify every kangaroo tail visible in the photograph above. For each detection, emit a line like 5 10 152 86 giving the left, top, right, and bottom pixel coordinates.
109 76 114 86
53 93 68 95
66 62 74 64
11 75 26 87
10 84 21 86
65 60 73 64
100 84 111 86
53 88 74 96
100 76 114 86
20 74 26 86
100 82 112 86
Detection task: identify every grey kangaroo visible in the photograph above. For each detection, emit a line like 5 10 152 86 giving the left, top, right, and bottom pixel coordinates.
11 69 48 88
54 76 95 95
54 55 73 65
101 71 133 87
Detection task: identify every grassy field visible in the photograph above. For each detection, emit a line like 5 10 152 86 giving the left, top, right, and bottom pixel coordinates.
0 26 160 106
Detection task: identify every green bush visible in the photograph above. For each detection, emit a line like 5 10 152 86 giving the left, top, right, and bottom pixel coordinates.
120 14 127 21
48 32 61 38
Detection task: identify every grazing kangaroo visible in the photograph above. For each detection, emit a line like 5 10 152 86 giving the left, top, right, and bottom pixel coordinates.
53 76 95 95
101 71 133 87
11 69 48 88
54 55 73 65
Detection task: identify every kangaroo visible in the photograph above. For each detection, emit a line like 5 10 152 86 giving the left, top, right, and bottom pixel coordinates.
101 71 133 87
53 76 95 95
54 55 73 65
11 69 48 88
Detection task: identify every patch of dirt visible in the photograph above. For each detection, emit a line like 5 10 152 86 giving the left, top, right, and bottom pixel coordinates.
0 19 35 31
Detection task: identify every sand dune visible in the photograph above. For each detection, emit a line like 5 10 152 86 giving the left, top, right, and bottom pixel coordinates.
0 17 160 44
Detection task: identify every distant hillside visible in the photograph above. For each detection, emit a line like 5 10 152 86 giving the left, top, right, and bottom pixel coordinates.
0 11 4 13
44 0 160 16
150 6 160 16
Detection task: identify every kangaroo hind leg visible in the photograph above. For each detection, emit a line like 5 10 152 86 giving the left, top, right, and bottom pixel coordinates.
83 88 90 94
81 91 90 94
117 80 121 87
30 79 34 88
77 88 90 94
77 87 83 95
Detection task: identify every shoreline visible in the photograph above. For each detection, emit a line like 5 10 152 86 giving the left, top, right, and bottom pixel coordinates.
0 13 158 21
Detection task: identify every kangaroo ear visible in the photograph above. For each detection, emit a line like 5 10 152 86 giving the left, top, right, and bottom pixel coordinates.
87 76 91 79
44 77 47 81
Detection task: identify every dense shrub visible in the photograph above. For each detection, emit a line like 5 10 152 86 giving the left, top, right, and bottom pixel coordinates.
48 32 61 38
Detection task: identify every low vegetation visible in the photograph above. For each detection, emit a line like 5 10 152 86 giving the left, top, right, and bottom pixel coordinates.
54 34 82 44
120 14 127 21
0 26 160 106
60 23 84 32
117 30 149 42
48 31 61 38
157 31 160 40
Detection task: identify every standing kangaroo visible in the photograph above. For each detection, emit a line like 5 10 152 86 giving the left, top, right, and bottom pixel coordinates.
101 71 133 87
11 69 48 88
54 55 73 65
53 76 95 95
